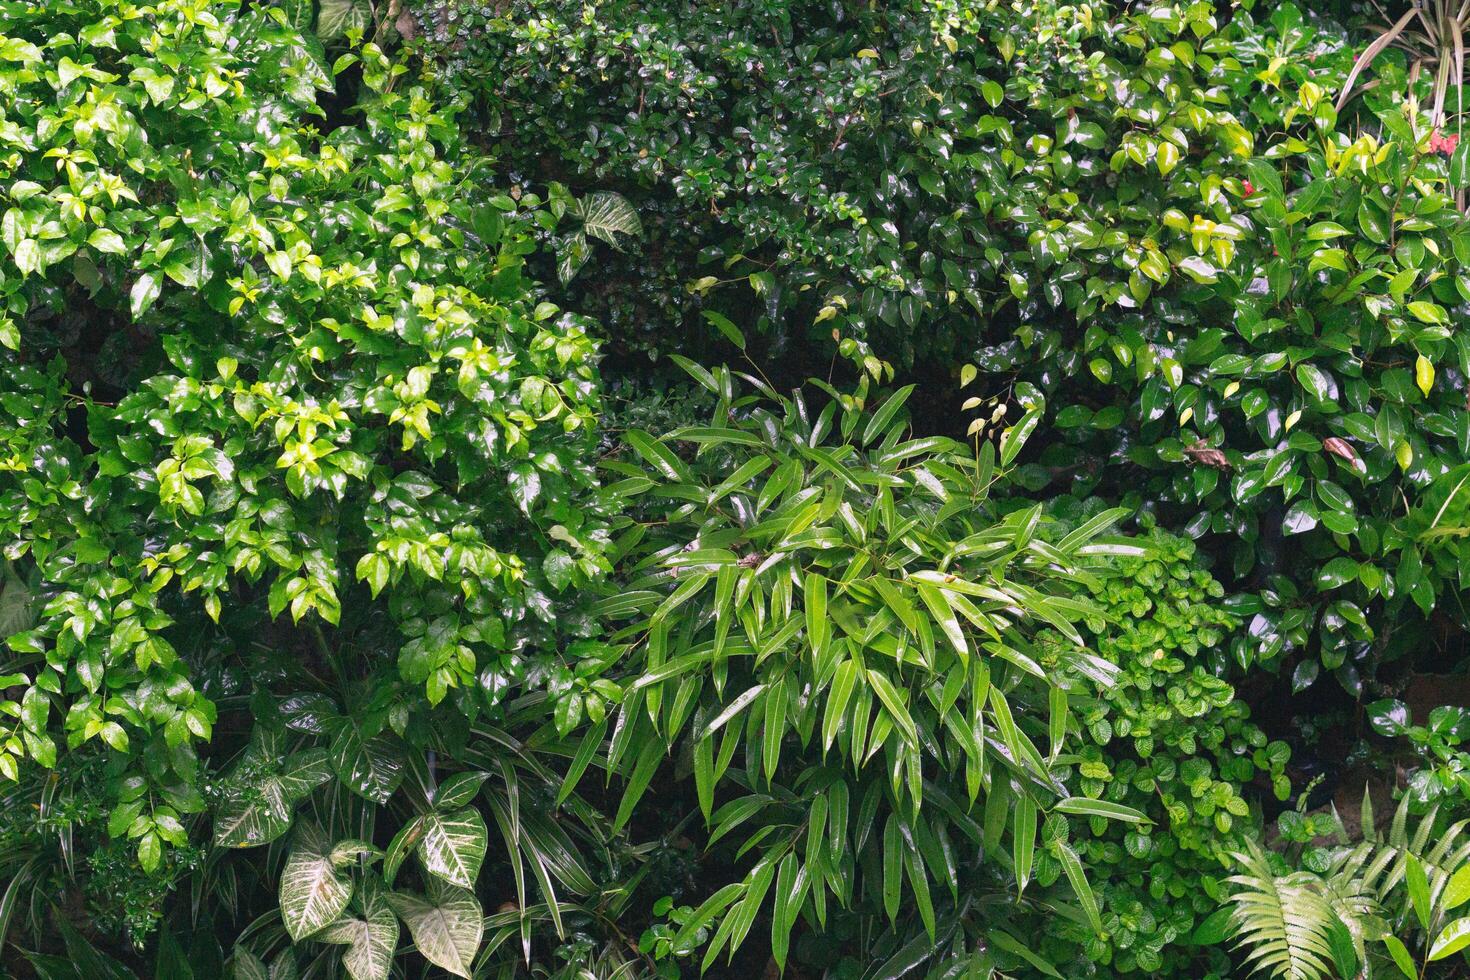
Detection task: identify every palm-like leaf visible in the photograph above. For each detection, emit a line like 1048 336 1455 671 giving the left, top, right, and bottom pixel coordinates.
1227 841 1344 980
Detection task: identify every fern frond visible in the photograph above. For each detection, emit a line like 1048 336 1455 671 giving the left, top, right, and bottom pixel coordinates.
1227 841 1341 980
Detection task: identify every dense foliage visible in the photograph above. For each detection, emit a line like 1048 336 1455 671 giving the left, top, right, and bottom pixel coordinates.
5 0 1470 978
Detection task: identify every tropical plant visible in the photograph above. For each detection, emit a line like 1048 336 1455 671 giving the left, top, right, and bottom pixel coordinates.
572 356 1155 975
1038 513 1291 975
1220 790 1470 979
422 0 1470 702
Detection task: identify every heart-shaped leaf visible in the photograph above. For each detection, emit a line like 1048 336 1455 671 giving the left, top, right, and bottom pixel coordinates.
280 823 353 941
387 880 483 979
318 878 399 980
416 808 488 888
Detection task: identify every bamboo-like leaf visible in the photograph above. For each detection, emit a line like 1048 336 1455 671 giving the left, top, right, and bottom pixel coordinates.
1054 797 1150 824
861 385 915 445
882 814 903 922
1055 840 1101 934
866 669 918 746
1430 916 1470 960
1014 795 1036 896
823 660 859 751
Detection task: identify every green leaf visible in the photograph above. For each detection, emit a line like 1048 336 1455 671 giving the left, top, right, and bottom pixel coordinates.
1054 840 1101 934
1191 907 1234 945
1446 864 1470 911
861 385 915 445
1324 915 1359 980
1013 794 1036 896
1053 797 1150 824
329 724 405 805
866 669 918 746
214 749 331 848
130 272 160 317
416 808 488 888
317 878 399 980
386 880 483 979
1429 916 1470 961
1408 853 1432 931
232 949 269 980
576 191 642 246
280 823 353 941
1383 935 1418 978
703 310 746 351
317 0 371 40
625 429 693 483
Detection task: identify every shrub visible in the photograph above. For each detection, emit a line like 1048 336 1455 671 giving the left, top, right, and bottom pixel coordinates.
580 360 1151 975
1041 513 1290 975
429 0 1470 699
0 1 616 973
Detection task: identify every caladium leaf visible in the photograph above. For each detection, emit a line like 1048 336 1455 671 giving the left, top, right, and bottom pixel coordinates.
318 878 399 980
280 822 353 941
416 808 488 888
387 879 483 978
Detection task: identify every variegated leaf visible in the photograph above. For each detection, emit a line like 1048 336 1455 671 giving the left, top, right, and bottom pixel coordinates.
280 822 353 940
318 878 398 980
415 808 487 888
386 879 482 979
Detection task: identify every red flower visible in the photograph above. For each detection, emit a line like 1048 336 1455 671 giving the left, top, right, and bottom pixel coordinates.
1431 129 1460 156
1242 179 1256 197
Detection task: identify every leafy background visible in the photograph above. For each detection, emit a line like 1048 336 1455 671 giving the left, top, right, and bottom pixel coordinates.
5 0 1470 978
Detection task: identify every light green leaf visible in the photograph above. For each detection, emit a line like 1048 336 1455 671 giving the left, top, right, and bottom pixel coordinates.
317 0 372 40
214 749 332 848
387 880 483 979
1429 916 1470 961
317 878 399 980
416 808 488 888
576 191 642 246
280 822 353 941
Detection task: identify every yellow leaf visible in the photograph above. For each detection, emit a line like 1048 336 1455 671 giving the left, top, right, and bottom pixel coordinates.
1416 354 1435 398
857 48 879 59
1222 381 1240 399
1157 142 1180 176
960 365 978 388
1396 440 1414 471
